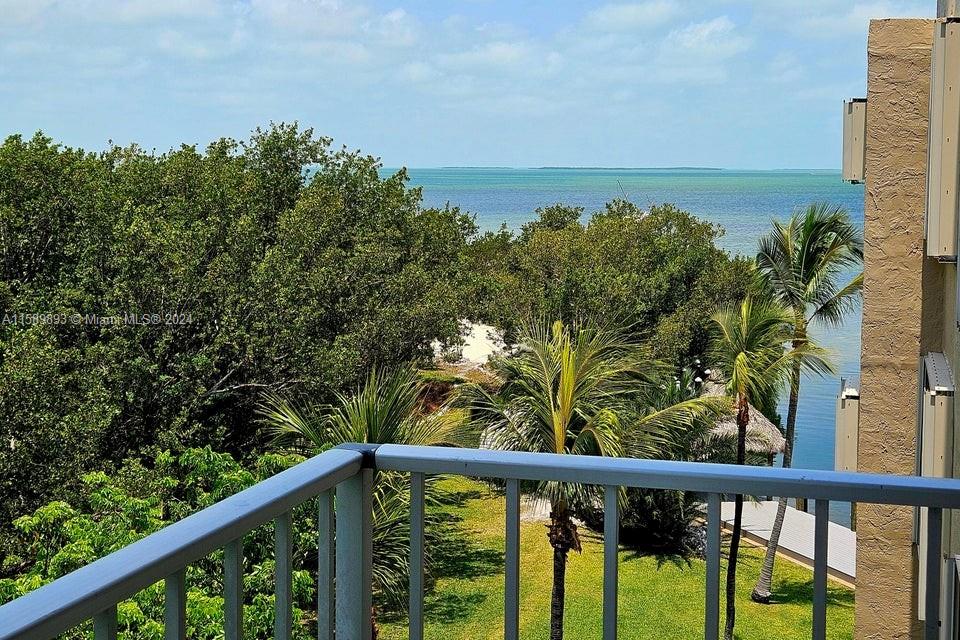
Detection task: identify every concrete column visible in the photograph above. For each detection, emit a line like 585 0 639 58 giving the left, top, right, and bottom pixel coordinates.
856 18 936 640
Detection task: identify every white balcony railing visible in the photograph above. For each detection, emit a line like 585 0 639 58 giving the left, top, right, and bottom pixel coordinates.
2 444 960 640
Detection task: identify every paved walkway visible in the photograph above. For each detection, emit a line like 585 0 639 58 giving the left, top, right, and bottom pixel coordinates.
720 501 856 586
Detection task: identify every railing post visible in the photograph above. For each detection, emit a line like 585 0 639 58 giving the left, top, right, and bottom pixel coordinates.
224 538 243 640
812 500 829 640
275 512 293 640
944 557 957 640
705 493 720 640
409 472 425 640
603 485 619 640
505 478 520 640
93 605 117 640
318 489 335 640
925 507 944 640
336 468 373 640
164 569 186 640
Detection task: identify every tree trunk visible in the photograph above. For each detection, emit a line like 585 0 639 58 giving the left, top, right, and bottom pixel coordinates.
547 505 580 640
752 343 803 604
725 398 748 640
551 544 567 640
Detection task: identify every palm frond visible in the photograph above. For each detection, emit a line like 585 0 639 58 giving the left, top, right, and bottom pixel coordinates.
755 202 862 331
259 365 463 603
811 271 863 327
467 318 714 516
709 296 795 403
258 392 332 454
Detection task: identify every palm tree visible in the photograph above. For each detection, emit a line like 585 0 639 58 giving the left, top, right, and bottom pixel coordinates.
465 320 726 640
710 297 829 640
750 202 861 603
259 367 463 631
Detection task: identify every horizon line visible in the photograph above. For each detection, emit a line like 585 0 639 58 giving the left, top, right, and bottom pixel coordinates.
381 165 844 172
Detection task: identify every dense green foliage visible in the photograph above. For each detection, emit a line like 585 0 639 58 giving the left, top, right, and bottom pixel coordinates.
0 125 756 635
0 448 319 639
0 126 750 550
467 201 753 364
0 126 475 540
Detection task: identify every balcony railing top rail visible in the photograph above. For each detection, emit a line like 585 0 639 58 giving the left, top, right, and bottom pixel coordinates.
375 444 960 507
1 444 959 640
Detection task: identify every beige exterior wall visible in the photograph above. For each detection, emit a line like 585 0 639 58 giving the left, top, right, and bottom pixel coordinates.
856 18 934 640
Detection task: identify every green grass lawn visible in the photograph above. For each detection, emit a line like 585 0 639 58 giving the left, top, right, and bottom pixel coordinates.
378 478 854 640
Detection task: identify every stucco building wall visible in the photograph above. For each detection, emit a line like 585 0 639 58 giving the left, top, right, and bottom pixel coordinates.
856 18 935 640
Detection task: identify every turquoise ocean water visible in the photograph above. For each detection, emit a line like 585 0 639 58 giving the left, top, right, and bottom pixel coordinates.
392 168 864 490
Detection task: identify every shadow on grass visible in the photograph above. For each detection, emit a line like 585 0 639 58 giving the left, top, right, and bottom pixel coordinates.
766 578 855 609
433 486 487 509
431 523 504 580
424 591 490 624
616 531 787 574
380 487 505 626
377 517 502 625
621 547 695 571
613 527 698 571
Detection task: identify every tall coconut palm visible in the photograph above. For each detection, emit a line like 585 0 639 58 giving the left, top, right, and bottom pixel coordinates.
750 202 861 603
259 367 464 633
465 320 727 640
710 297 829 640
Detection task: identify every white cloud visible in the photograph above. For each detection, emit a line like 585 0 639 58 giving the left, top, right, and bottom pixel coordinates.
0 0 220 26
585 1 680 31
768 52 804 84
650 16 750 83
0 0 937 168
401 61 438 83
291 39 374 64
367 8 419 47
665 16 750 59
818 1 926 34
248 0 368 37
752 0 931 38
156 29 217 60
438 41 532 69
110 0 220 23
2 39 48 56
0 0 58 24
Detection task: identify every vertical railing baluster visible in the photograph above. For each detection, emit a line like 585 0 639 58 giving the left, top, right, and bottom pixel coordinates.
812 500 829 640
164 569 186 640
943 556 957 640
603 485 619 640
93 605 117 640
409 472 425 640
318 490 335 640
275 512 293 640
337 469 374 640
224 538 243 640
705 493 720 640
505 478 520 640
925 507 944 640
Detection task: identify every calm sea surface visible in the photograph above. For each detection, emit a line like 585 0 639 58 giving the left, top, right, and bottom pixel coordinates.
389 168 864 490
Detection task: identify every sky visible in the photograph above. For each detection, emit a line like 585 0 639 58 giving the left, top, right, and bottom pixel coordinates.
0 0 936 169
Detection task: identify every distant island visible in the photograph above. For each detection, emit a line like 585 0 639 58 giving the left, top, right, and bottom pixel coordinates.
435 166 724 171
536 166 723 171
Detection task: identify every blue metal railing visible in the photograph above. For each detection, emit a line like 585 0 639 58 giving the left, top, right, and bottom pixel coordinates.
2 444 960 640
